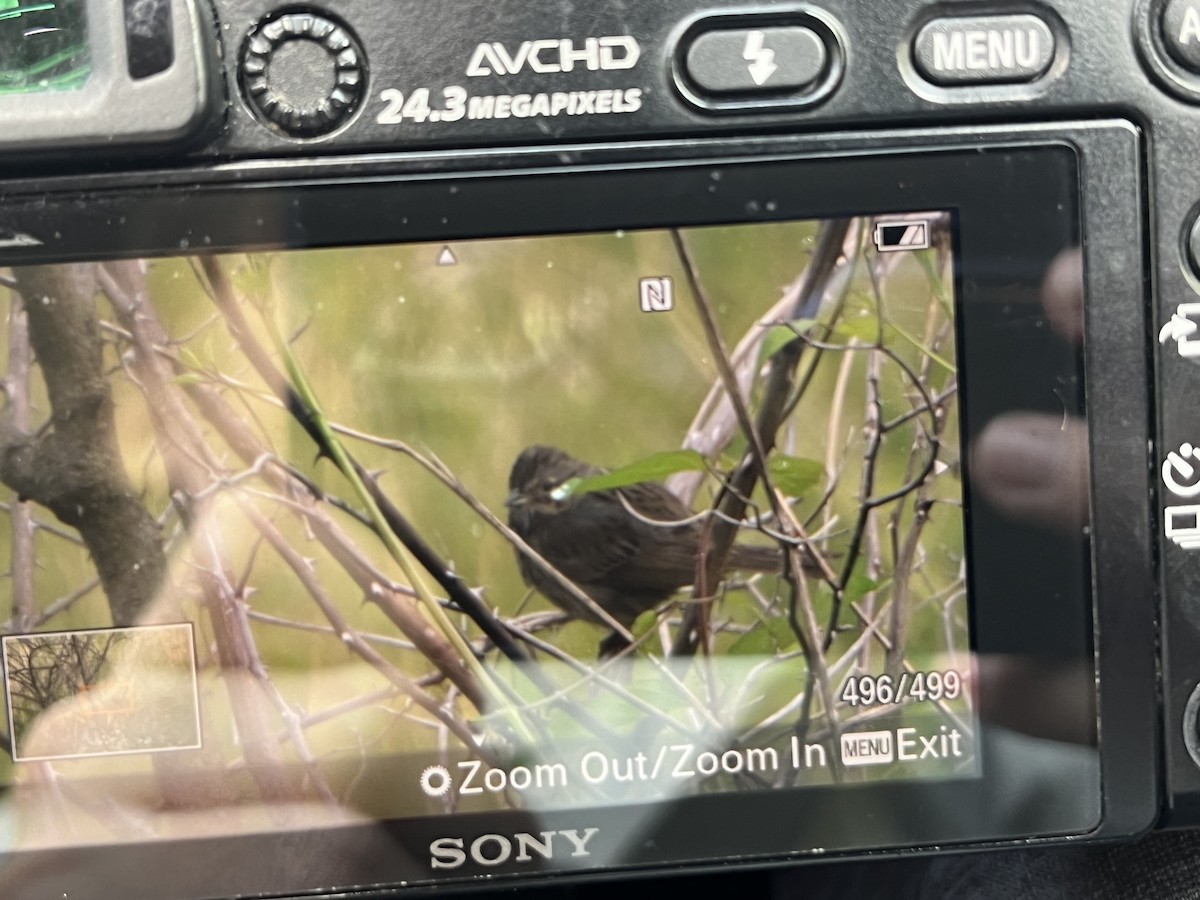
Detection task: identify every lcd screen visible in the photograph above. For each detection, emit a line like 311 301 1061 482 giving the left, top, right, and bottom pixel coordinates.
0 213 976 835
0 146 1102 899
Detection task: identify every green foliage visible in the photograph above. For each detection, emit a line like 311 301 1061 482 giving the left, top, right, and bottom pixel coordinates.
832 311 884 343
845 569 884 604
767 455 823 498
758 320 815 362
557 450 708 499
630 608 661 641
728 614 798 656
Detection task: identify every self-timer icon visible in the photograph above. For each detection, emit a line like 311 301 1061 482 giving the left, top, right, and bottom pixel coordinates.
1163 442 1200 498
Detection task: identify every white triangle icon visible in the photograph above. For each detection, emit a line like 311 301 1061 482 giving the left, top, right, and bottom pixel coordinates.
437 246 458 266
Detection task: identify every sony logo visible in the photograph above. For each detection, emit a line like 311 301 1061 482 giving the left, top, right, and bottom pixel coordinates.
429 827 600 869
466 37 641 77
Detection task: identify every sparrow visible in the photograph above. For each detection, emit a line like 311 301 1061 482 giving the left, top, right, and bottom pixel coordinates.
505 445 784 649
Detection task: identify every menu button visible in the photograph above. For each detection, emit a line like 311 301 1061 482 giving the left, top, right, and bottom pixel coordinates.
913 15 1055 85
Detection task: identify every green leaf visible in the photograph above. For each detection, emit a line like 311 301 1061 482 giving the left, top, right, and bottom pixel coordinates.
832 315 885 343
630 608 660 641
728 626 775 656
563 450 708 497
730 610 800 656
759 326 796 363
844 571 881 604
888 318 957 374
765 615 800 651
768 455 822 497
758 319 815 362
176 346 206 371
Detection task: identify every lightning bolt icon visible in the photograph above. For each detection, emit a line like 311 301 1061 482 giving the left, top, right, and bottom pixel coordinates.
743 30 778 86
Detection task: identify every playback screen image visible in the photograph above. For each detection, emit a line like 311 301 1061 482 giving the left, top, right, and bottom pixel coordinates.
0 213 977 849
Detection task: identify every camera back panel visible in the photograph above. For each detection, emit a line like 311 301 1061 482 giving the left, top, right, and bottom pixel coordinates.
0 0 1197 894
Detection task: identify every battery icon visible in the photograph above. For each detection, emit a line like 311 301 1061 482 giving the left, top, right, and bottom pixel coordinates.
874 219 931 252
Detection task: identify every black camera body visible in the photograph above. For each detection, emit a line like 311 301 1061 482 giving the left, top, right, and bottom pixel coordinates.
0 0 1193 897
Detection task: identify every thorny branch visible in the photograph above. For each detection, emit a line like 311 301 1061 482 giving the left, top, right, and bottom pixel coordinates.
195 258 605 662
670 223 853 780
662 223 962 780
191 259 624 744
98 262 486 713
329 425 633 643
669 221 850 662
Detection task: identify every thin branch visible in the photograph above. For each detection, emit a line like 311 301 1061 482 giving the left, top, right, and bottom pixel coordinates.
499 619 701 738
192 263 635 743
237 497 483 748
324 428 633 640
673 229 779 516
0 501 86 546
200 526 339 807
34 577 102 627
193 538 318 809
669 221 851 656
245 609 417 652
669 221 860 504
294 684 400 732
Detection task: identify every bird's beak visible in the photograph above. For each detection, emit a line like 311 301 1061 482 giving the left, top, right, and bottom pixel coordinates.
504 490 525 509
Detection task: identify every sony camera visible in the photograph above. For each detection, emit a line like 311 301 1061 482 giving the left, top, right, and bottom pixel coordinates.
0 0 1192 897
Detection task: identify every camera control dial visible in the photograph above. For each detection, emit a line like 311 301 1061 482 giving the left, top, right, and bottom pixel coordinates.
240 11 366 138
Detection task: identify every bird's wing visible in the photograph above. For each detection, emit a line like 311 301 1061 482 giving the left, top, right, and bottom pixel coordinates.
588 483 701 594
532 492 645 585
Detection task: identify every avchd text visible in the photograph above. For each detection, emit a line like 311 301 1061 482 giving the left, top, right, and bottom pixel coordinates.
466 37 640 76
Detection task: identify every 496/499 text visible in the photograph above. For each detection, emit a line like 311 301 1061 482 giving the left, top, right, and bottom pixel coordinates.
840 669 966 707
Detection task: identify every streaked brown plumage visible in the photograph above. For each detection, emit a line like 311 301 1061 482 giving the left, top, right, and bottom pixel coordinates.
505 445 782 646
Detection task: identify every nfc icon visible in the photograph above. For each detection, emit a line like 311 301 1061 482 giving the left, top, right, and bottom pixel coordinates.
639 276 675 312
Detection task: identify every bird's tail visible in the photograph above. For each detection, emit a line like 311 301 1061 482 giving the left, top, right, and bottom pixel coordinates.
726 542 827 577
726 542 783 572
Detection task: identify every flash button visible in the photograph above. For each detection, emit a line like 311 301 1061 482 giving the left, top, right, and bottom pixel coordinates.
684 27 827 95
